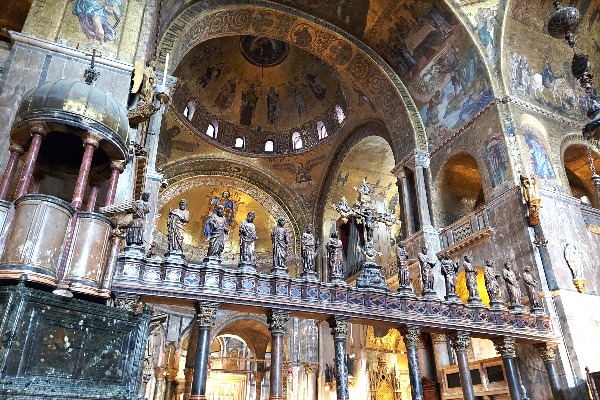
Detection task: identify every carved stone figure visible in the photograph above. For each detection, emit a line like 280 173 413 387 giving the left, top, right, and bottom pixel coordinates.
167 199 189 255
396 242 412 294
439 251 459 301
520 174 541 226
484 260 502 305
502 262 522 309
522 266 543 312
301 224 317 274
185 98 197 121
333 196 352 222
564 243 586 293
418 246 436 296
135 59 157 106
126 192 150 247
239 211 257 267
271 217 289 273
205 205 229 262
327 230 344 282
463 255 482 305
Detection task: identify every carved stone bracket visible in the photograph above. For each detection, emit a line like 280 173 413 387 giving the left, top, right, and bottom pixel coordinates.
328 316 349 339
493 337 516 358
195 303 219 327
267 310 290 334
449 331 471 352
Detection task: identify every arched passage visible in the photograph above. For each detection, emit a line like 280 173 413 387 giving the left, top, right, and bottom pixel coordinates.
563 143 600 208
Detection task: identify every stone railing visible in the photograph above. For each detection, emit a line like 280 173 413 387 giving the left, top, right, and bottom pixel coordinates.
438 207 494 255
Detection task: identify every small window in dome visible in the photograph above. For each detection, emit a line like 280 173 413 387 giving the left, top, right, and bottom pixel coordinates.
317 121 328 140
292 132 303 150
265 140 274 152
235 137 245 148
183 107 189 118
335 105 345 124
206 124 216 138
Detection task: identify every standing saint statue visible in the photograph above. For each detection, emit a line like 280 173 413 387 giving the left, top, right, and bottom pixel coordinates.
483 260 503 307
167 199 189 256
418 246 436 297
502 262 522 309
271 217 289 274
205 205 229 263
126 192 150 247
522 266 543 313
439 251 459 301
396 242 412 295
463 255 482 305
239 211 257 268
327 230 344 283
301 224 318 277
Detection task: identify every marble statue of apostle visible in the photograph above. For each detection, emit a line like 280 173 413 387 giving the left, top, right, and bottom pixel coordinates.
522 266 542 309
418 246 436 293
271 217 289 269
439 251 459 297
206 205 229 259
463 255 480 300
301 224 317 273
484 260 502 302
502 262 522 307
167 199 189 253
327 230 344 278
126 192 150 246
239 211 257 264
396 242 411 288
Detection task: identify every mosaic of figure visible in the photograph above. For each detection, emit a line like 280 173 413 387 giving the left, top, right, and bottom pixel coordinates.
288 83 308 117
214 79 237 111
304 73 327 100
522 266 542 311
271 217 289 270
418 246 436 295
524 127 556 179
239 84 259 126
439 251 459 299
301 224 317 274
197 65 222 89
126 192 150 246
484 259 502 303
204 191 236 237
502 262 522 308
72 0 118 46
167 199 189 254
327 230 344 280
482 128 508 187
239 211 257 266
205 205 229 260
463 255 481 303
267 86 281 124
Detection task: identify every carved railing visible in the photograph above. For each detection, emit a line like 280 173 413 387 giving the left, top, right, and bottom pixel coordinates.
581 204 600 233
438 207 494 255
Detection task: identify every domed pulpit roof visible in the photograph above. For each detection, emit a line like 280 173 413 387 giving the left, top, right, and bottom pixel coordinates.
12 79 129 162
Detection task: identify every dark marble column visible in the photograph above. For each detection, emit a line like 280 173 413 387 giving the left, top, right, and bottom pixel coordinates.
535 343 565 400
494 337 522 400
72 133 101 209
328 316 350 400
105 160 125 206
399 170 416 235
190 303 219 400
14 125 46 199
267 310 290 400
401 326 424 400
0 144 24 200
449 331 475 400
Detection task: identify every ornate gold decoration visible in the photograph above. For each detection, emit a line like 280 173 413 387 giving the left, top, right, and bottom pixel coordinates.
573 279 586 293
400 326 421 347
493 337 516 357
114 297 139 312
520 174 542 226
328 317 349 339
535 343 557 361
449 331 471 352
267 310 290 334
365 326 404 353
195 303 219 327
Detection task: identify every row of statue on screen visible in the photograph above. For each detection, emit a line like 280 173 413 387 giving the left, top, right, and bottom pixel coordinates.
126 197 542 312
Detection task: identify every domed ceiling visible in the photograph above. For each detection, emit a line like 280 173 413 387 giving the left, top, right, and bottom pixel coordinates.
172 35 348 151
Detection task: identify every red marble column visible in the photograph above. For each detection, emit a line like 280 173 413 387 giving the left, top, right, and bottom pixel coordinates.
86 176 103 212
72 133 101 209
28 169 46 194
14 125 47 199
105 160 124 206
0 144 25 200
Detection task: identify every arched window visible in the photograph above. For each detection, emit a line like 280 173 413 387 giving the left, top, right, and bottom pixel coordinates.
265 140 274 152
235 137 245 148
317 121 328 140
335 105 345 124
183 106 189 118
292 132 303 150
205 124 216 138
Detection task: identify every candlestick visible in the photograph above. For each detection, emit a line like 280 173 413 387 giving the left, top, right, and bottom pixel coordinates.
162 52 169 91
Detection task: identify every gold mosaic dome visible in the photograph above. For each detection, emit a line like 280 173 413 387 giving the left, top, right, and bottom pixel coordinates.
13 79 129 161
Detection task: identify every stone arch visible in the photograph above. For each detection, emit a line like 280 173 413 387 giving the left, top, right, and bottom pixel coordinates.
434 151 486 227
210 313 271 360
559 133 600 207
156 0 429 157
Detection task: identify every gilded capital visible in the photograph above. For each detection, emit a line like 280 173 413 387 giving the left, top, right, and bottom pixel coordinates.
400 326 421 347
267 310 290 334
535 343 556 361
449 331 471 352
328 316 349 339
195 303 219 327
493 337 516 357
431 333 447 344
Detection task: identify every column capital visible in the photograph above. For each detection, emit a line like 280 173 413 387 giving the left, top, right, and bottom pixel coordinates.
400 326 421 347
327 316 350 339
267 309 290 334
83 132 103 148
398 149 431 172
8 143 25 154
110 159 126 172
29 123 48 137
493 337 516 357
430 333 447 344
534 343 556 361
195 303 219 327
449 331 471 352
